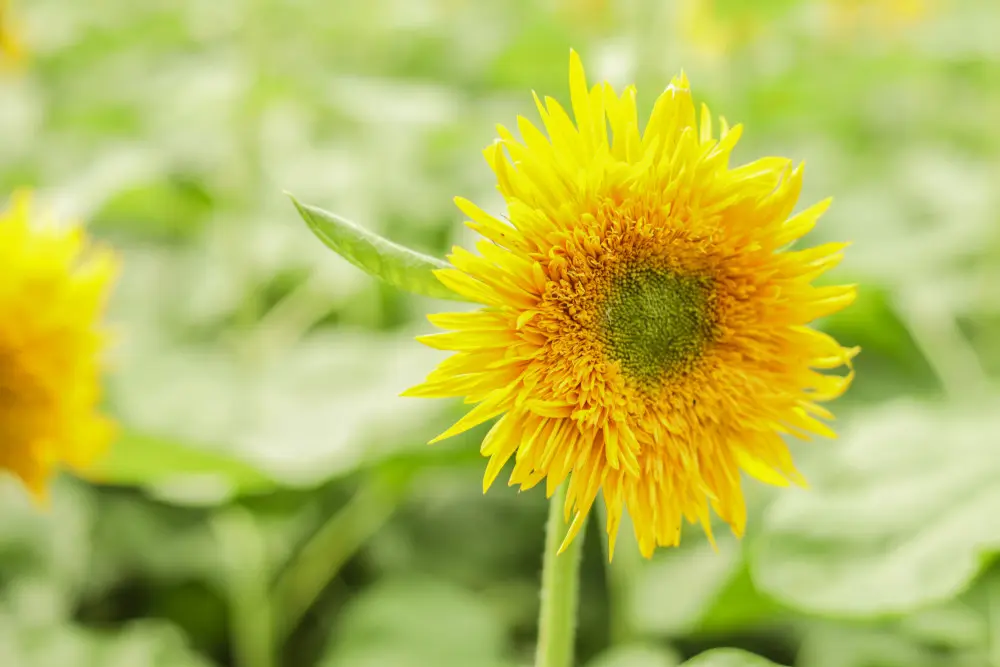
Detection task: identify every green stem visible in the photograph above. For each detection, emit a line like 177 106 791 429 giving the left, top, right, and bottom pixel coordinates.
213 508 275 667
535 483 586 667
273 476 405 641
989 575 1000 667
899 289 990 401
597 503 640 646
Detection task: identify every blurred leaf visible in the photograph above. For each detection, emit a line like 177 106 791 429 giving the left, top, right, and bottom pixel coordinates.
0 480 95 609
818 283 941 405
632 538 743 637
0 615 212 667
896 599 986 652
697 564 787 634
820 284 923 365
587 644 683 667
108 333 453 491
798 623 986 667
680 648 782 666
486 17 575 92
88 496 223 586
752 400 1000 617
91 176 214 242
288 195 465 301
85 430 277 505
319 577 511 667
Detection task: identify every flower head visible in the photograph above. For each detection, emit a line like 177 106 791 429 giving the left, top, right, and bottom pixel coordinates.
406 52 857 558
681 0 762 60
0 0 24 65
825 0 934 38
0 192 117 498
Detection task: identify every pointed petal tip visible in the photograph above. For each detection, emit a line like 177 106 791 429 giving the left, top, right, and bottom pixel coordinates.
606 528 618 563
568 48 584 74
413 333 438 347
671 69 691 90
427 425 458 444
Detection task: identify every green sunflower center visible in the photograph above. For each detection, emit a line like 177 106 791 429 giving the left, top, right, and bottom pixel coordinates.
600 266 716 384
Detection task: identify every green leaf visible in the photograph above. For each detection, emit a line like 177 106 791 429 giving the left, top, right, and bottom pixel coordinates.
631 534 785 639
0 615 214 667
696 562 788 634
752 401 1000 617
85 430 277 504
681 649 784 666
107 333 464 491
586 644 682 667
632 538 744 637
288 195 467 301
798 623 987 667
319 578 511 667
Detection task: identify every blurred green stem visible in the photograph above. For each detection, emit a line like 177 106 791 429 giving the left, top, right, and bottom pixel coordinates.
597 502 640 646
990 577 1000 667
251 271 334 357
535 483 586 667
273 475 406 641
213 508 276 667
231 0 269 346
899 290 990 400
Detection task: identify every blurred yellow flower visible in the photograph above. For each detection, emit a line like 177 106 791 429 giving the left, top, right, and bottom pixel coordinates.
681 0 761 59
0 192 117 499
0 0 23 64
406 52 857 558
680 0 935 58
828 0 934 32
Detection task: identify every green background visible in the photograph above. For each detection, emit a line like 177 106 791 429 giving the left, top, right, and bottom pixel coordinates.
1 0 998 665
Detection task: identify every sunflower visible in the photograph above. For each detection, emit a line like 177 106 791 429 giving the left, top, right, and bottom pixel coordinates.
826 0 933 37
680 0 763 60
0 192 117 498
0 0 23 64
827 0 933 29
406 52 856 559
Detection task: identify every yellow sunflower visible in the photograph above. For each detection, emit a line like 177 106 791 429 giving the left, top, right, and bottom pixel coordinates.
406 51 856 559
0 192 117 499
680 0 762 60
0 0 23 64
826 0 934 35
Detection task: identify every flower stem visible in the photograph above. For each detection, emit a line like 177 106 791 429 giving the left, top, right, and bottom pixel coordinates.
535 483 586 667
273 474 408 641
213 508 275 667
989 575 1000 667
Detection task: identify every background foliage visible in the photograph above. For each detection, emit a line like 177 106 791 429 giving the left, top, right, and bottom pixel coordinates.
1 0 999 665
